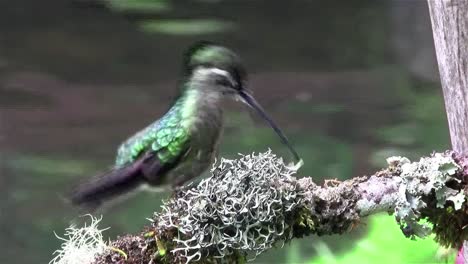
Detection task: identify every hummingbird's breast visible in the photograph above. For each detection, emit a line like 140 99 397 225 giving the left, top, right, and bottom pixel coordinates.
168 89 225 185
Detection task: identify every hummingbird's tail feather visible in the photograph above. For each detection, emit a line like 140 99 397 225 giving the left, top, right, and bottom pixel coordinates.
70 163 144 211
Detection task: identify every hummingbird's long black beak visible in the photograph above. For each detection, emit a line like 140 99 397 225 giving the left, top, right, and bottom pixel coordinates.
238 90 301 163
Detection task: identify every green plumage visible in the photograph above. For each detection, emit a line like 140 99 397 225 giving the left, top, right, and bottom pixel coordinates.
115 90 196 167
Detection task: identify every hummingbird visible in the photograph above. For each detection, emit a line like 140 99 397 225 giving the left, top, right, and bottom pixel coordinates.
70 41 301 210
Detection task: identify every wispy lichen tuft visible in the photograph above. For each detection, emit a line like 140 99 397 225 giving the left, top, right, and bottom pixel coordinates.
155 151 302 262
50 215 108 264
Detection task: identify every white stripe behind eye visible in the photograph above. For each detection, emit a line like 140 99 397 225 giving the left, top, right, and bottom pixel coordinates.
196 67 236 86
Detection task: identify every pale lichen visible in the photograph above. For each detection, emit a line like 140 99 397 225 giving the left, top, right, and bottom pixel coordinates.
50 215 108 264
154 151 302 263
391 153 463 239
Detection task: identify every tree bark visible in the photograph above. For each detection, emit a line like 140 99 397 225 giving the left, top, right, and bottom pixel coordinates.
428 0 468 152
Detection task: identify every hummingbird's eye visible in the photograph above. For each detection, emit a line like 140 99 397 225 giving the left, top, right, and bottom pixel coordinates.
215 76 235 88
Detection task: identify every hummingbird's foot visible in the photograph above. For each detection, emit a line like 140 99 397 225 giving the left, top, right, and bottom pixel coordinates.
171 184 190 196
324 178 342 187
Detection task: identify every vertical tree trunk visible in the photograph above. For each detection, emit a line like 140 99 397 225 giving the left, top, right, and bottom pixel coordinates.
427 0 468 262
427 0 468 152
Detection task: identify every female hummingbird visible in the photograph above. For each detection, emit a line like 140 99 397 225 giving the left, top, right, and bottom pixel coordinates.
70 41 301 210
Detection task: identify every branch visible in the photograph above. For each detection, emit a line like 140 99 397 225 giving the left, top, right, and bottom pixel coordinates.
52 151 468 264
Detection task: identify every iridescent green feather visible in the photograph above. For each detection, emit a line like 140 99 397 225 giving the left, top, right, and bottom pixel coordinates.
115 89 198 167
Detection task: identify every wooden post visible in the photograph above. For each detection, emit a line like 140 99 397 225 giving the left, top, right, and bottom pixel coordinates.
427 0 468 152
427 0 468 261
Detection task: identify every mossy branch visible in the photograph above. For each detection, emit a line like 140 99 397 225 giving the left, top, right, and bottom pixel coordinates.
52 150 468 264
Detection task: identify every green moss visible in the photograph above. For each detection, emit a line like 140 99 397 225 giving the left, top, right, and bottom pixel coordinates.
156 237 167 257
109 247 128 260
293 207 316 238
425 203 468 249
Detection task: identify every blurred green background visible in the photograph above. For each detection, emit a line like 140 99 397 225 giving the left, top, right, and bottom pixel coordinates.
0 0 456 263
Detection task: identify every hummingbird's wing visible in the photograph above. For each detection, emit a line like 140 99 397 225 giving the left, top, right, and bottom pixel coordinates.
137 125 192 185
119 122 191 172
115 114 191 168
70 125 192 210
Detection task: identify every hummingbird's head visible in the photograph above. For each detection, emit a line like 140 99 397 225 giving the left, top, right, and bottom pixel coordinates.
182 41 302 164
184 41 247 96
